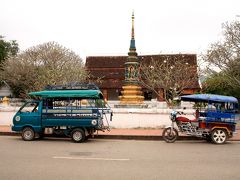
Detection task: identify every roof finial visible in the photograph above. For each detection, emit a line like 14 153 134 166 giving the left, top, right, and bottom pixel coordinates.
131 10 135 39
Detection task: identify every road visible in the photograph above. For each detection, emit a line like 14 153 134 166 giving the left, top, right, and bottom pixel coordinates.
0 136 240 180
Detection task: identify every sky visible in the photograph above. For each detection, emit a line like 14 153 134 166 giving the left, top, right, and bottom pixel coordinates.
1 0 240 60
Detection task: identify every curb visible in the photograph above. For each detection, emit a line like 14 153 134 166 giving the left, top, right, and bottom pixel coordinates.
93 135 200 141
1 131 239 141
0 132 20 136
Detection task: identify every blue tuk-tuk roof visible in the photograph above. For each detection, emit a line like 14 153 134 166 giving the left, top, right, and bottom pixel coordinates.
181 94 238 103
29 89 103 99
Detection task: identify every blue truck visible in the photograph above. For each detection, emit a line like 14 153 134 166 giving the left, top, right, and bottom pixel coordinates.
12 84 113 143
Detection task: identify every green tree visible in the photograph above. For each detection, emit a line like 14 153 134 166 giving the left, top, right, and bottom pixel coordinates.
2 42 88 98
203 72 240 99
0 35 19 66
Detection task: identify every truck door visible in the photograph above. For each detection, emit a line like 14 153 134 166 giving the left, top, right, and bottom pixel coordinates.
18 101 42 131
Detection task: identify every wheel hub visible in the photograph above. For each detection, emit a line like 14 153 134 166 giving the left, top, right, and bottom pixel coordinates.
212 130 226 143
24 131 33 139
73 132 82 141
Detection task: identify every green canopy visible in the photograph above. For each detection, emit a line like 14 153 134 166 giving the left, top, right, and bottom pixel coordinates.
29 90 103 99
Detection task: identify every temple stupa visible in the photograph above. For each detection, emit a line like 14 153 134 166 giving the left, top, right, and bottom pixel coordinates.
118 12 144 106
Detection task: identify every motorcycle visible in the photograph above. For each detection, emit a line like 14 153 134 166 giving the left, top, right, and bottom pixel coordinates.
162 94 238 144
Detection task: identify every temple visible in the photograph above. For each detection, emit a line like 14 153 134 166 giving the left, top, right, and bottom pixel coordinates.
85 13 200 101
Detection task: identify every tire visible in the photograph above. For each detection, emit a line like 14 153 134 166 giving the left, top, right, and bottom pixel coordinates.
71 128 86 143
211 129 228 144
22 127 35 141
162 127 178 143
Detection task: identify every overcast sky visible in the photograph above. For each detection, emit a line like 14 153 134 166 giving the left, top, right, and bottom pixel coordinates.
1 0 240 60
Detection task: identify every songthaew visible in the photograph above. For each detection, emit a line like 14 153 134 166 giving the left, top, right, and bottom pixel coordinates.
12 83 113 143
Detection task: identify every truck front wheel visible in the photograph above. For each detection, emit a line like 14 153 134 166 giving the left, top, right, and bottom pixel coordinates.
22 127 35 141
71 128 86 143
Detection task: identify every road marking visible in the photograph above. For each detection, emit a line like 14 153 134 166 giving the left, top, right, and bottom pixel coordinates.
53 156 130 161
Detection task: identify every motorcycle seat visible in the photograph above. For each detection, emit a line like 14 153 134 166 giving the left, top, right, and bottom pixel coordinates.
177 116 198 123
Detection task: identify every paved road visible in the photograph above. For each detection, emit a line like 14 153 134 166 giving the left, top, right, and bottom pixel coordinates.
0 136 240 180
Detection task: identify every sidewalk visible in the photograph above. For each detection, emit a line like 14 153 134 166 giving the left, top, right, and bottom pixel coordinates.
1 125 239 141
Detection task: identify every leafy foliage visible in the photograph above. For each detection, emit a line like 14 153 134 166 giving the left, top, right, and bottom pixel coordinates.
0 35 19 66
1 42 88 98
203 69 240 99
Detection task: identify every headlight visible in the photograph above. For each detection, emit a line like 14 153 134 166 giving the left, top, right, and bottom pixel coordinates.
170 111 177 121
15 116 21 121
91 120 97 126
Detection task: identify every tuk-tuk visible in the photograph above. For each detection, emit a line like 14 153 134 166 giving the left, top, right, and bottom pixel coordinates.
12 83 113 143
162 94 239 144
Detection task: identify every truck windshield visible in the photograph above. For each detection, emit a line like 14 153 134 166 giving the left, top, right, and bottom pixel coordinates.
20 102 39 113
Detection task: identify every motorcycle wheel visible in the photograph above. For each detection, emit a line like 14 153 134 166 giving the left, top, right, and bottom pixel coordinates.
162 127 178 143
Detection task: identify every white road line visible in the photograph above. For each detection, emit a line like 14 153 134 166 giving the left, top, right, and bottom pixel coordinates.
53 156 130 161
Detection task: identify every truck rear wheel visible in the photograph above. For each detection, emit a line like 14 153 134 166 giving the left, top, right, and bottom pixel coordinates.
71 128 85 143
211 129 228 144
22 127 35 141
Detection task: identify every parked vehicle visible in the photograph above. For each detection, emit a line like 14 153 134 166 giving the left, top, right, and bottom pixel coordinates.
12 84 113 143
162 94 239 144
